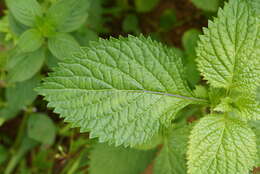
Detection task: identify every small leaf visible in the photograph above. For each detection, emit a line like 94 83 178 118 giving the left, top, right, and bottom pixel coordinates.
197 0 260 91
134 0 160 13
38 36 206 147
122 14 140 34
187 115 257 174
159 9 177 31
48 33 80 60
6 0 42 27
47 0 89 32
27 113 56 145
8 13 28 36
17 29 43 53
89 143 155 174
0 75 40 121
7 48 45 82
154 125 190 174
191 0 220 12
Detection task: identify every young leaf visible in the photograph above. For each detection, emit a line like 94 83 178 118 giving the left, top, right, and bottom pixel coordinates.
187 115 257 174
47 0 89 32
0 75 41 121
7 48 45 82
38 36 206 147
6 0 42 27
154 125 190 174
191 0 220 12
48 33 80 60
89 143 155 174
27 113 56 145
17 29 43 53
197 0 260 91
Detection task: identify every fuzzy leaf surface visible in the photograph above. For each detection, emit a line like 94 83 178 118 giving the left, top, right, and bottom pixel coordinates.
197 0 260 91
89 143 155 174
38 36 205 147
187 115 257 174
6 0 42 27
154 125 190 174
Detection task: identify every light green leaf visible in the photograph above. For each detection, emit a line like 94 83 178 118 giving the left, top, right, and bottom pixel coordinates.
7 48 45 82
154 125 190 174
6 0 42 27
182 29 201 57
89 143 155 174
48 33 80 60
187 115 257 174
17 29 43 53
249 120 260 166
27 113 56 145
197 0 260 91
191 0 220 12
47 0 89 32
38 36 206 147
0 75 40 121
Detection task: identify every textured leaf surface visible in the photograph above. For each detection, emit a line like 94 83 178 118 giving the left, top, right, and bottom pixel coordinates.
154 125 190 174
17 29 43 53
187 115 257 174
38 36 206 147
6 0 42 27
197 0 260 91
48 33 80 60
7 48 45 82
47 0 89 32
27 113 56 145
250 120 260 166
89 143 155 174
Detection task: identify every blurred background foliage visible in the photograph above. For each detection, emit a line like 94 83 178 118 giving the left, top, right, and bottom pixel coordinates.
1 0 250 174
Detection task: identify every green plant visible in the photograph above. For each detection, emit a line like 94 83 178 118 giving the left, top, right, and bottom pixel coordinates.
37 0 260 173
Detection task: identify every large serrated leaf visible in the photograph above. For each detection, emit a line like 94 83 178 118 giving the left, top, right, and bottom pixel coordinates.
38 36 207 147
197 0 260 91
6 0 42 27
154 125 190 174
89 143 155 174
187 115 257 174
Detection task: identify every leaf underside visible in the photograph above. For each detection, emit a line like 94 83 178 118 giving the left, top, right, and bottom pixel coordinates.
38 36 204 147
188 115 257 174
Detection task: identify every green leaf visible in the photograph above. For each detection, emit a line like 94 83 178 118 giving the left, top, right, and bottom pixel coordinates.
27 113 56 145
38 36 206 147
182 29 201 57
7 48 45 82
89 143 155 174
0 75 40 121
159 9 177 31
250 120 260 166
154 125 190 174
187 115 257 174
122 14 140 34
8 13 28 36
197 0 260 91
191 0 220 12
6 0 42 27
0 145 8 165
17 29 43 53
48 33 80 60
134 0 160 13
47 0 89 32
